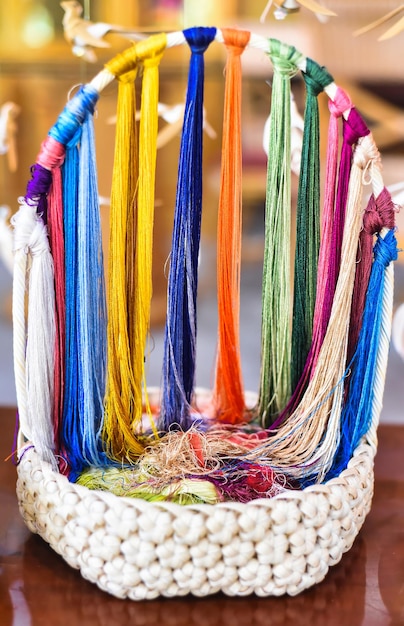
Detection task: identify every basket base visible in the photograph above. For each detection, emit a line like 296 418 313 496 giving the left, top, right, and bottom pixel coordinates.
16 436 374 600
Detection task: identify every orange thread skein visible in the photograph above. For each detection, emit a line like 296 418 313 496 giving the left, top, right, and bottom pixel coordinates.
213 28 250 424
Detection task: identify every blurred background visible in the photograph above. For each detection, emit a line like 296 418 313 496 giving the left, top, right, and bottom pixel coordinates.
0 0 403 421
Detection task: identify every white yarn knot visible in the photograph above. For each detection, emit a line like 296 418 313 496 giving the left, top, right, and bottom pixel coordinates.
12 200 50 256
28 220 50 257
353 134 383 196
353 134 380 174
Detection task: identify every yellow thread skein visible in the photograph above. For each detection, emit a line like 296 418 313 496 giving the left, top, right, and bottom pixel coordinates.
103 61 143 460
103 34 167 461
132 34 167 431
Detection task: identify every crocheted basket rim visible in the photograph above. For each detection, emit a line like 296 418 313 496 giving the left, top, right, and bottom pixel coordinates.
16 429 375 600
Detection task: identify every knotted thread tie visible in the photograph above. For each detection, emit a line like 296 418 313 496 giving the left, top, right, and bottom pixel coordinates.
13 203 50 256
303 59 333 96
184 26 217 55
268 38 304 78
136 32 167 66
328 88 352 119
24 164 53 222
353 132 381 174
25 164 52 204
116 68 138 84
374 228 399 267
363 189 396 235
48 84 99 147
104 45 138 78
37 137 66 171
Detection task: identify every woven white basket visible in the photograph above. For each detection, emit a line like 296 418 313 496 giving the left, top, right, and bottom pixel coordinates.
13 29 395 601
16 257 393 600
16 431 375 600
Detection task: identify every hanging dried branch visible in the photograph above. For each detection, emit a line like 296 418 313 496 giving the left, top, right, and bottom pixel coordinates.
354 4 404 40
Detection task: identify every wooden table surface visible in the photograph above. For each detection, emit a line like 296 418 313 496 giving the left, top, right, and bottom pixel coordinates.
1 405 403 626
